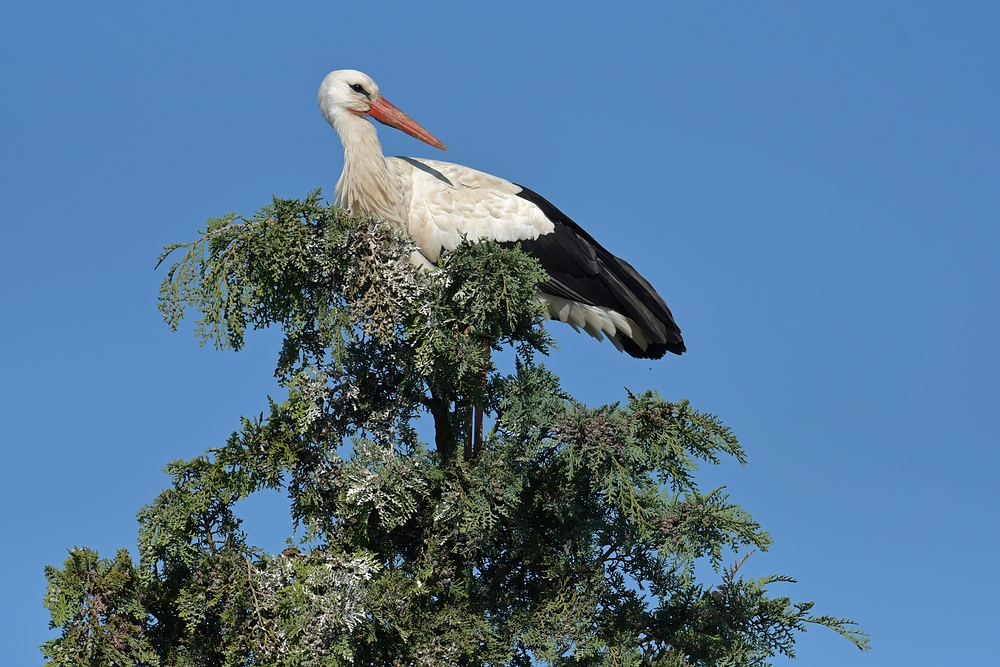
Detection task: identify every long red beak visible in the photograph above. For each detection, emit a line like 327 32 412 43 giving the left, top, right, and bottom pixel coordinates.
367 97 447 151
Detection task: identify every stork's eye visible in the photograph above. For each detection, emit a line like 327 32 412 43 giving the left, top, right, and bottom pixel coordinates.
349 83 369 96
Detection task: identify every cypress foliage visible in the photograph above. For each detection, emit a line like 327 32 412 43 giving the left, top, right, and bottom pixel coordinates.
43 193 869 666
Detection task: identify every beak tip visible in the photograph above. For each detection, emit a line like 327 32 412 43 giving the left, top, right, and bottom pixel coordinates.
370 97 447 153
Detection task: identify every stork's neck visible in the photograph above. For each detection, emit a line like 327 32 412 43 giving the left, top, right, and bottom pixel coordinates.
331 111 406 225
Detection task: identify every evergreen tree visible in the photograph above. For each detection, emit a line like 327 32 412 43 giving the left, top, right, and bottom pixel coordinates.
43 193 869 666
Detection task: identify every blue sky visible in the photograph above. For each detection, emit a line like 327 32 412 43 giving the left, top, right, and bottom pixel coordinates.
2 2 997 664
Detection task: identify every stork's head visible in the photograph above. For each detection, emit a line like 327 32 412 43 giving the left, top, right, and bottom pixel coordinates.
318 69 446 150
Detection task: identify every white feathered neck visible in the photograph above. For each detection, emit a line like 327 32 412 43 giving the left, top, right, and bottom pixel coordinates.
329 109 406 226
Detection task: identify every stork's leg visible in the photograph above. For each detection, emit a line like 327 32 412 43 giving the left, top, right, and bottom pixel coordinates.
464 400 473 461
473 404 484 452
463 338 491 460
463 400 482 460
473 338 490 456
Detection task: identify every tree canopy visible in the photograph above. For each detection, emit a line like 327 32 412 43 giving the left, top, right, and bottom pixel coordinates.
43 193 868 666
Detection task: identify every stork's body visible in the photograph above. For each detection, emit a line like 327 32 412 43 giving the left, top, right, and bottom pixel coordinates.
319 69 684 358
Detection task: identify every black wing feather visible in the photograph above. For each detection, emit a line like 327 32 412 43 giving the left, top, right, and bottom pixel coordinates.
502 185 685 358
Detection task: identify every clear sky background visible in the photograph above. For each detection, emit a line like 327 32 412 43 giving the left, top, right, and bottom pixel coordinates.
2 2 997 664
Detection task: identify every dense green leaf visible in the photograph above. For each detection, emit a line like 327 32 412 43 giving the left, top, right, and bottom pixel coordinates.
44 194 868 666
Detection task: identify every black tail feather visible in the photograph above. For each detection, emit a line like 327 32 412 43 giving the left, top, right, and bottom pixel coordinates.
510 185 685 358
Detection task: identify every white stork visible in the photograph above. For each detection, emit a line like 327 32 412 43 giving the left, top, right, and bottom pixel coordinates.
318 69 685 358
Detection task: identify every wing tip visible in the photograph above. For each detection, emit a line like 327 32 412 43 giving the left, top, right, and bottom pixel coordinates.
619 337 686 359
